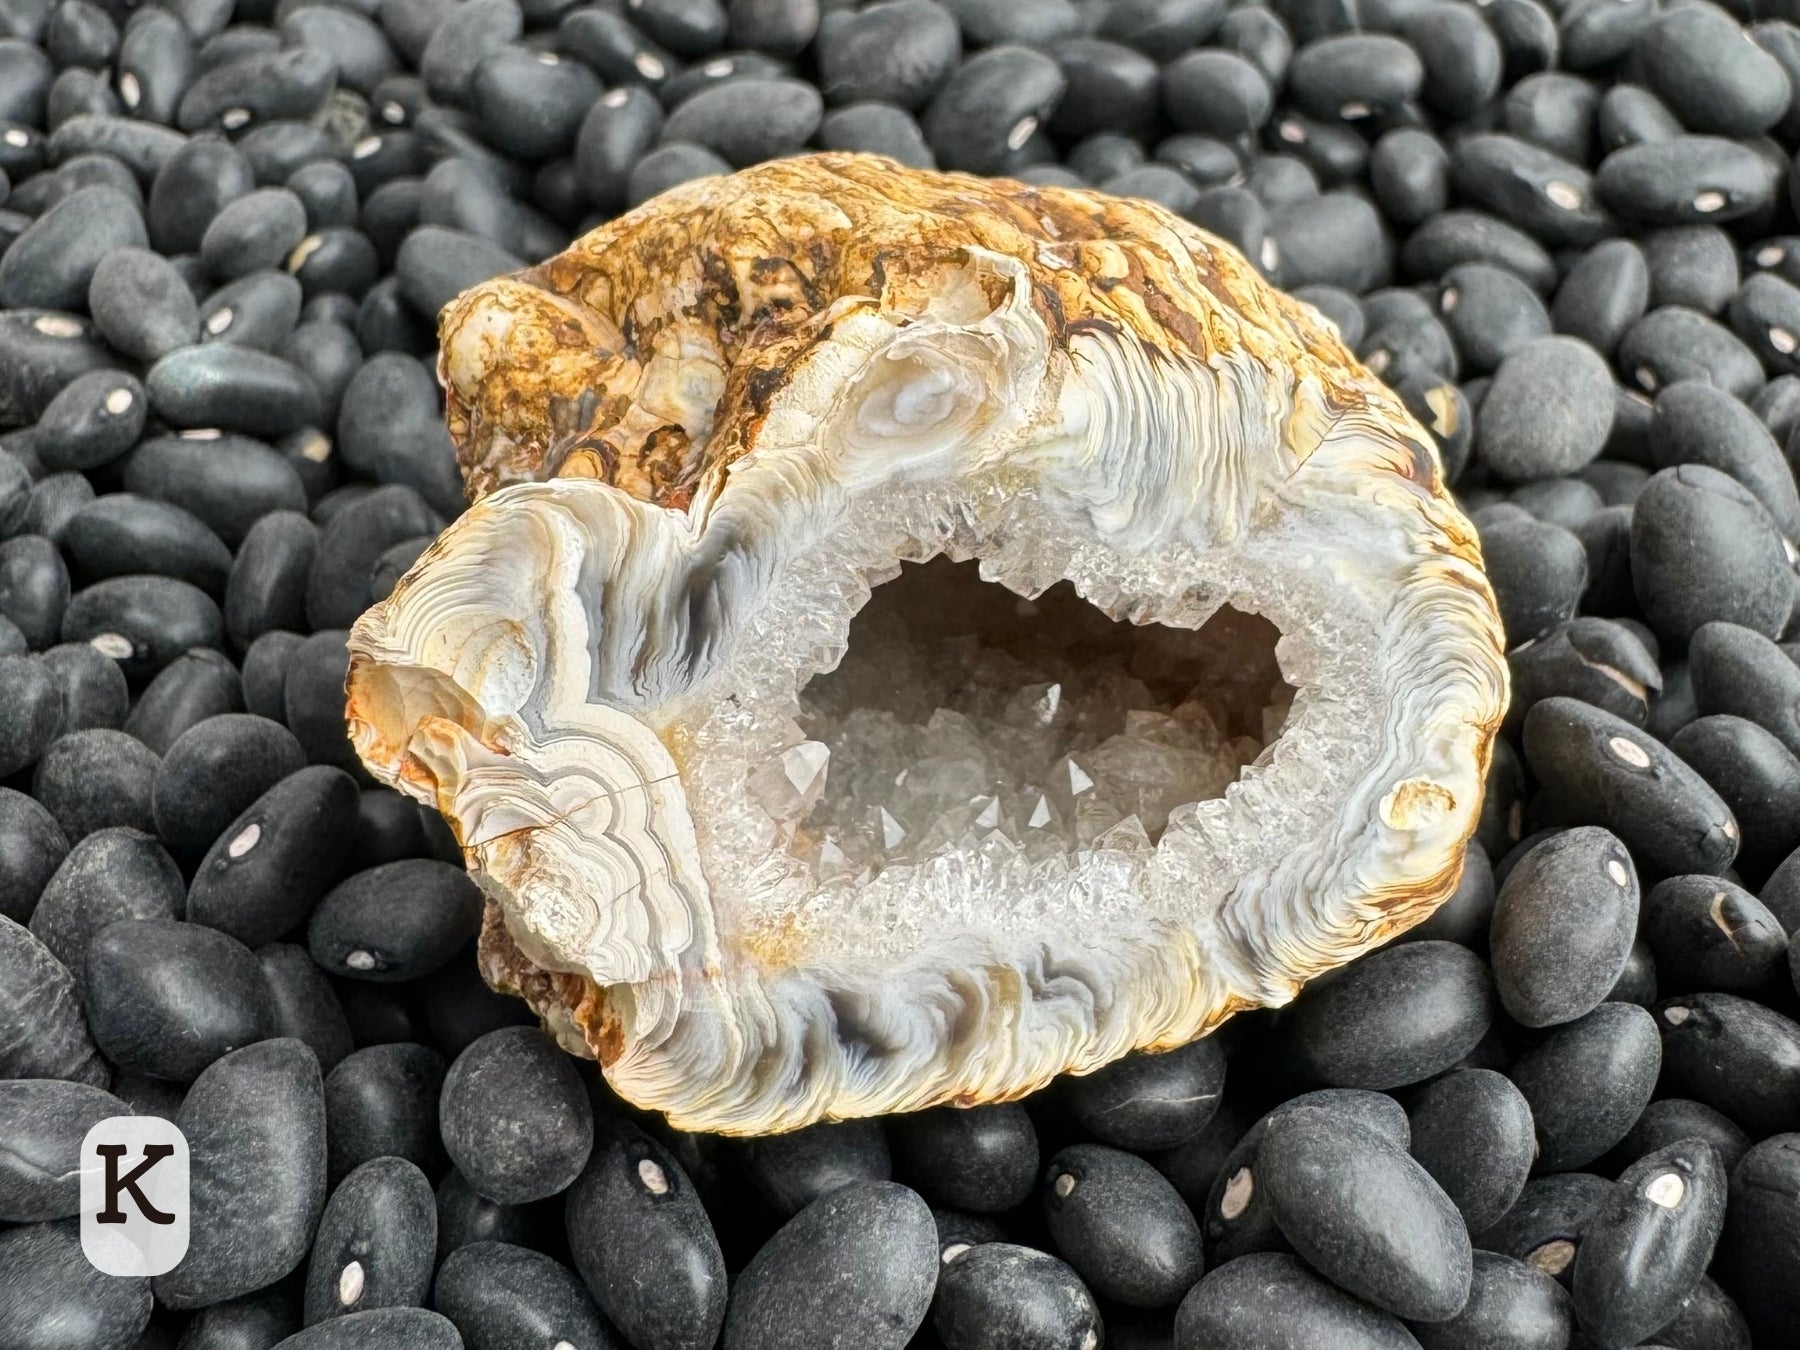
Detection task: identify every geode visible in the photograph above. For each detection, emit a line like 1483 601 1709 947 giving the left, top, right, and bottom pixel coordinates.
345 153 1508 1135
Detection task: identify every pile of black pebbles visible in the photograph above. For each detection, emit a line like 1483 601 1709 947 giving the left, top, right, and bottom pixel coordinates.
4 0 1800 1346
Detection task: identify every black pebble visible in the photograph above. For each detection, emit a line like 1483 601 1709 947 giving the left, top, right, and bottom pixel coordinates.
440 1024 594 1205
1522 697 1739 877
741 1117 892 1217
0 1077 126 1222
1715 1134 1800 1344
0 184 146 310
152 712 304 857
224 510 318 648
1650 380 1800 538
1668 735 1789 856
1439 262 1550 376
188 763 361 947
1637 3 1790 137
308 858 484 982
145 345 321 439
305 483 439 628
156 1039 327 1310
1369 128 1449 229
124 434 309 549
284 629 360 771
1202 1087 1407 1265
1573 1139 1728 1347
1618 1098 1751 1177
1489 826 1639 1028
1406 1069 1535 1235
1506 1001 1661 1171
335 354 463 517
1060 1038 1225 1151
922 45 1064 176
31 727 160 841
1474 1171 1611 1283
1043 1142 1202 1308
0 1220 151 1349
60 575 225 681
1258 1105 1471 1321
1174 1251 1417 1350
1640 874 1788 994
890 1102 1038 1213
27 825 182 995
1649 1274 1753 1350
0 651 59 776
1409 1250 1573 1350
393 223 524 318
1652 991 1800 1136
1477 512 1588 642
84 916 272 1083
62 493 232 601
435 1166 550 1261
1553 239 1649 357
1401 841 1496 948
567 1117 728 1350
322 1041 447 1184
124 648 245 755
0 914 106 1085
417 944 534 1057
1633 466 1793 643
1597 136 1778 226
722 1180 936 1350
932 1243 1102 1350
1281 940 1494 1089
1643 225 1739 315
32 367 146 472
0 786 67 923
241 629 302 721
1619 305 1764 400
302 1155 437 1325
259 940 354 1075
433 1240 614 1350
270 1307 462 1348
201 187 308 280
1477 336 1615 483
1688 621 1800 760
1507 618 1659 730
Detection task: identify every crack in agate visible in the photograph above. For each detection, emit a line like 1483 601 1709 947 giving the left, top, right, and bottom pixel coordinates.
345 154 1507 1134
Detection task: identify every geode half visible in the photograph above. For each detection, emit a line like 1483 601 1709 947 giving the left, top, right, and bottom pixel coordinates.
345 153 1508 1135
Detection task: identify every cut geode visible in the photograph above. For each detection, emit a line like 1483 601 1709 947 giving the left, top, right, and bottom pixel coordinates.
344 154 1508 1135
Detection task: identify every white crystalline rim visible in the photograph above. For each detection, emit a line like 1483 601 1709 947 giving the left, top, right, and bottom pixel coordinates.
349 248 1504 1134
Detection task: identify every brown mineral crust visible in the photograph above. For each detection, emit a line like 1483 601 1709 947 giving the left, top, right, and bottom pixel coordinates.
438 152 1420 509
477 898 627 1065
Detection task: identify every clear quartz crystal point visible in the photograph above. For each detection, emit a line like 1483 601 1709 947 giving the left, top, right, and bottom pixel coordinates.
1063 756 1095 796
879 807 906 852
749 740 831 822
1093 814 1152 854
817 835 851 878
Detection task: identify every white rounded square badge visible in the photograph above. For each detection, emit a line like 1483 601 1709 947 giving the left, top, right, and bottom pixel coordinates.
80 1116 190 1278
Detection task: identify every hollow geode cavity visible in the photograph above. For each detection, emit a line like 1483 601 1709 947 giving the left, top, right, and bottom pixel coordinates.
345 153 1508 1135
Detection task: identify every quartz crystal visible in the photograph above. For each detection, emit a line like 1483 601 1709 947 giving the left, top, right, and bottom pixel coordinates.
344 154 1509 1135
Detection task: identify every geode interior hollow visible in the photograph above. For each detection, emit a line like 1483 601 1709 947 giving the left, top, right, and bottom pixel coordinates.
344 153 1508 1135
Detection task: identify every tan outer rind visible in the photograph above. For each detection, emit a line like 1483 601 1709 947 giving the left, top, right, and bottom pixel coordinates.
435 153 1386 507
345 154 1509 1135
